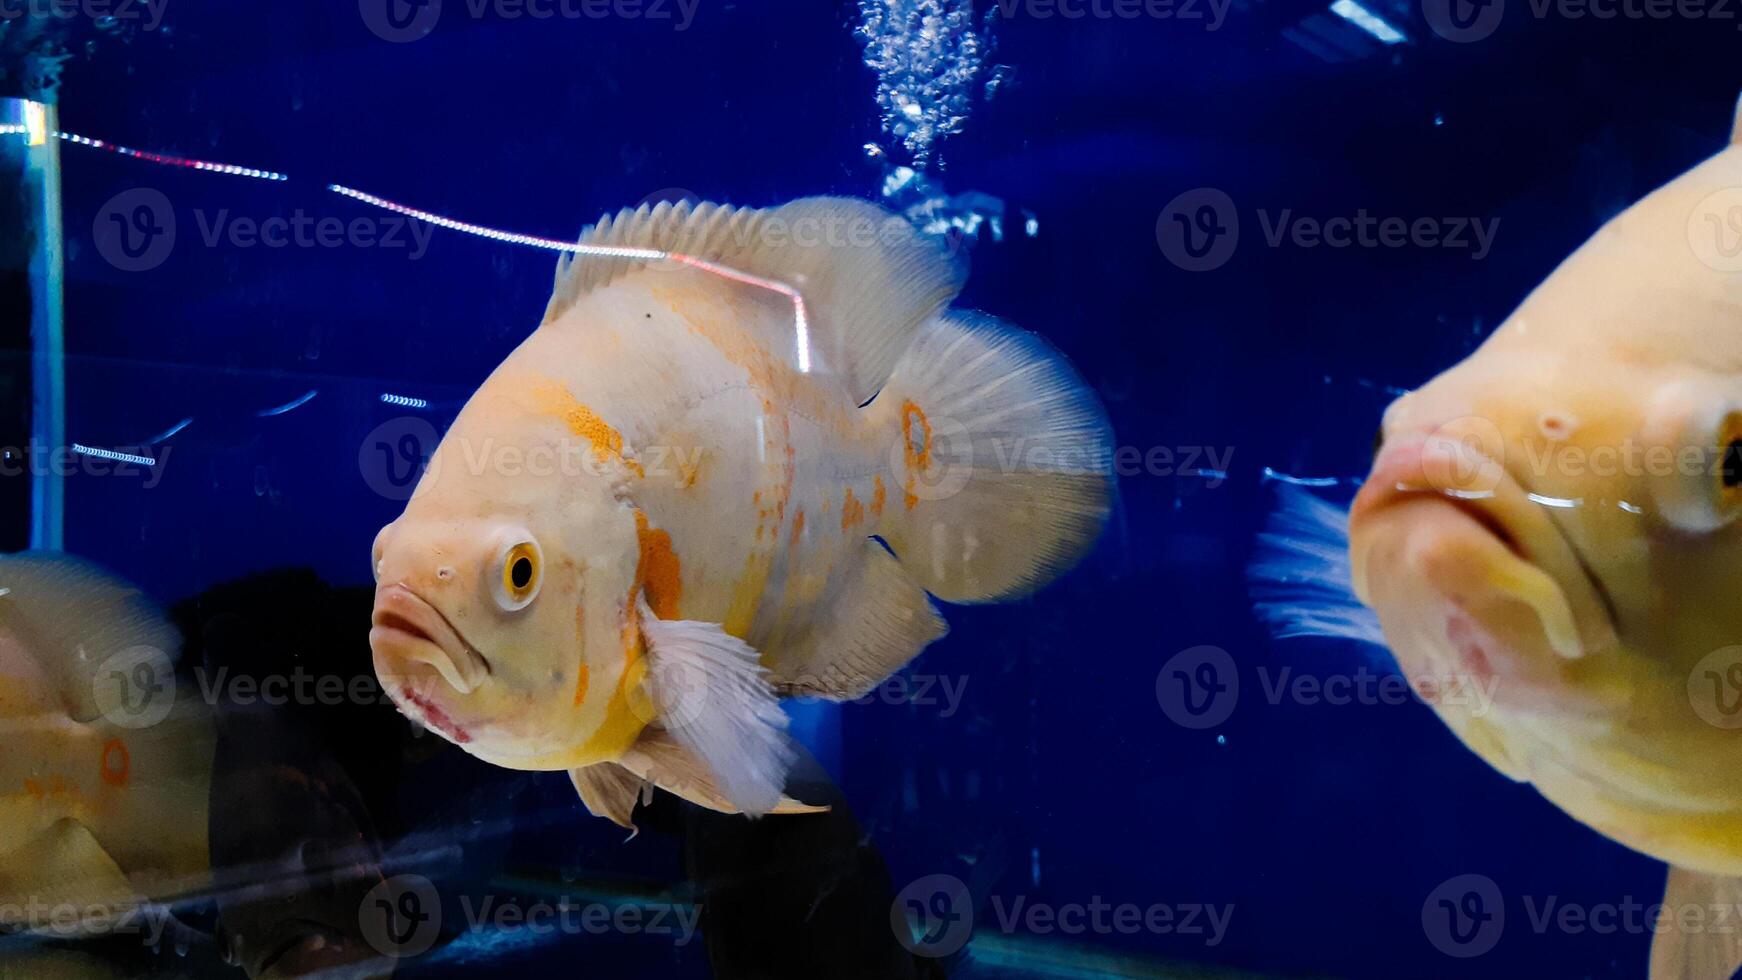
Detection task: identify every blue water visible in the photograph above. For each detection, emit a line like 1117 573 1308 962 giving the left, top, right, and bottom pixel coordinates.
14 1 1742 977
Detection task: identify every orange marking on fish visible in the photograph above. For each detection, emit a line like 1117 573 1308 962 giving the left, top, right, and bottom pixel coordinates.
573 605 591 706
790 508 806 546
531 380 646 477
901 400 932 511
841 487 865 530
872 475 887 517
23 778 43 800
633 510 683 620
99 738 130 787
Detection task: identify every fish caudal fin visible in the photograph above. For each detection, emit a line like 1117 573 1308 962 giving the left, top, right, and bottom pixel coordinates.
874 312 1113 604
637 605 796 816
547 196 965 405
0 551 180 724
1650 867 1742 979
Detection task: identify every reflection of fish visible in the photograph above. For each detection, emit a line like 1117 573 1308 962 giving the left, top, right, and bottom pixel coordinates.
0 554 211 945
1257 112 1742 977
370 197 1112 827
0 557 394 979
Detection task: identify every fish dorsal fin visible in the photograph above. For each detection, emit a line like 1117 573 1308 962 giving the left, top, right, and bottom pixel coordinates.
0 552 179 724
544 197 966 405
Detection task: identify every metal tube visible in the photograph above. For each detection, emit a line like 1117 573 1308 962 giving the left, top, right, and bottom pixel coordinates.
1 97 64 550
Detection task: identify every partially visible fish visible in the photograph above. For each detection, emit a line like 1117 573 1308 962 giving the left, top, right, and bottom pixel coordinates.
0 553 211 945
1253 103 1742 978
369 196 1113 828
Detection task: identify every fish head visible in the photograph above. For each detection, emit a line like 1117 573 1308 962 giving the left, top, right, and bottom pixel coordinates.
1352 323 1742 866
368 384 642 768
1351 358 1632 723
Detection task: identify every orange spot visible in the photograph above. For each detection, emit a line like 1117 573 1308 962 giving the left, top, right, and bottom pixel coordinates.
790 508 806 546
531 380 646 478
841 487 865 531
99 738 130 787
871 475 887 517
573 605 591 706
901 400 932 511
23 778 43 800
633 510 683 620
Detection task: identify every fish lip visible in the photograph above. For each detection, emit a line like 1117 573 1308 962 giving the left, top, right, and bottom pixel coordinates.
370 583 492 695
1355 433 1621 653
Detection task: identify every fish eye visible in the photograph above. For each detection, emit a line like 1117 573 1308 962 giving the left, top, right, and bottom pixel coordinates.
494 539 542 611
1642 381 1742 532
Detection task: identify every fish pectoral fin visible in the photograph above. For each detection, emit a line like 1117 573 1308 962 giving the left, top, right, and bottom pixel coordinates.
621 727 828 818
1649 866 1742 980
637 606 798 816
568 762 652 832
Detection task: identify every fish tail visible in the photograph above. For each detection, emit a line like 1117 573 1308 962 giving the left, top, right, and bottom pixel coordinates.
871 311 1113 603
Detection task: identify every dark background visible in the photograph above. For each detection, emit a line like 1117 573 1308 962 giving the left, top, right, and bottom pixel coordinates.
13 0 1739 975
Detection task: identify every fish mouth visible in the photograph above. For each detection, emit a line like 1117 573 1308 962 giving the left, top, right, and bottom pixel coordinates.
1350 431 1620 706
370 583 492 695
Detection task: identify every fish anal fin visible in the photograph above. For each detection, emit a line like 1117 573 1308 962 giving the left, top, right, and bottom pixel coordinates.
769 539 947 699
545 197 964 405
1649 866 1742 980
